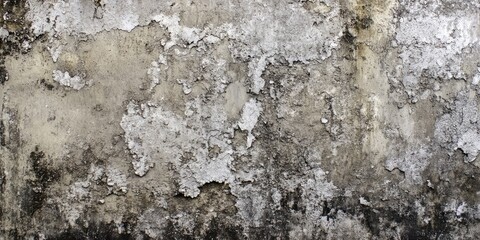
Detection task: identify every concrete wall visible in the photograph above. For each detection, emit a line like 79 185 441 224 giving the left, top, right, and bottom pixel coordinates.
0 0 479 239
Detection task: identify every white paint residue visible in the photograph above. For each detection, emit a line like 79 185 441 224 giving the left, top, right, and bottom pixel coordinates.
456 202 467 217
473 69 480 85
232 2 342 94
359 197 371 206
121 100 235 197
0 27 8 39
435 91 480 162
248 55 269 94
52 70 86 90
395 12 480 97
385 147 431 185
28 0 342 93
152 14 203 50
238 99 262 148
120 102 155 176
106 167 128 193
148 54 168 90
27 0 152 36
457 129 480 162
147 61 161 89
47 40 63 63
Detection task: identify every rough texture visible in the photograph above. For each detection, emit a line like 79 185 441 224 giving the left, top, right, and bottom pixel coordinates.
1 0 479 239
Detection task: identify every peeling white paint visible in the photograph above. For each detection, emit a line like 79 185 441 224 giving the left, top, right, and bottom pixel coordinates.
395 12 480 97
385 147 431 185
0 27 8 39
106 167 128 193
152 14 203 50
52 70 86 90
121 100 235 197
435 90 480 162
238 98 262 148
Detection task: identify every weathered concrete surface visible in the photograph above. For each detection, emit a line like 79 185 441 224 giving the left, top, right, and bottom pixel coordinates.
0 0 479 239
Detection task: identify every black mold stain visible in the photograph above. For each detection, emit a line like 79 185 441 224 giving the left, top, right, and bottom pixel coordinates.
123 217 245 240
356 16 373 30
0 0 28 29
46 222 139 240
0 229 23 240
0 119 5 146
163 220 196 240
401 204 451 240
0 0 36 85
45 218 244 240
21 146 60 216
342 28 356 45
30 146 60 183
318 196 455 239
0 66 8 85
203 218 243 240
39 78 55 90
0 170 4 194
93 0 103 7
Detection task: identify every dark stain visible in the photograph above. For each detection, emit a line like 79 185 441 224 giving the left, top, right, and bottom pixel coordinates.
204 218 243 240
166 182 244 239
0 229 23 240
281 185 305 214
21 146 60 216
401 204 451 240
421 149 480 205
62 147 107 186
0 66 8 84
93 0 103 7
0 170 4 194
46 221 140 240
39 78 55 90
342 27 356 45
0 148 4 209
21 182 46 217
319 195 455 239
30 146 60 183
356 16 373 29
0 0 28 29
0 118 5 146
93 104 103 111
163 220 195 240
0 0 36 85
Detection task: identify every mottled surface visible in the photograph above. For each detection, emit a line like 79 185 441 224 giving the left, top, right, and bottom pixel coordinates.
1 0 480 239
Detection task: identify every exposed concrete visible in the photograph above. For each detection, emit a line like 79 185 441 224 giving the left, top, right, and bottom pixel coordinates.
0 0 479 239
